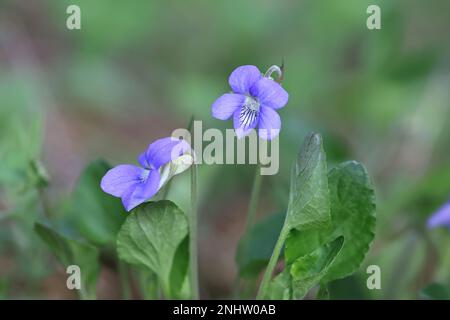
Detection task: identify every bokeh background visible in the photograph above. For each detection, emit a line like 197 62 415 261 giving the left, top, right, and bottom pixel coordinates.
1 0 449 299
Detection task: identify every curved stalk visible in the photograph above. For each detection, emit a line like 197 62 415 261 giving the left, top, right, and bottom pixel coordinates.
256 224 289 300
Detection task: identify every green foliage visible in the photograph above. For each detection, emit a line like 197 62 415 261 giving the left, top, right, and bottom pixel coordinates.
290 236 344 299
34 223 100 299
0 78 43 186
169 236 190 298
135 267 160 300
116 200 189 299
286 133 330 230
420 283 450 300
28 160 50 189
267 269 292 300
323 162 376 282
70 160 127 246
259 133 376 299
286 161 376 283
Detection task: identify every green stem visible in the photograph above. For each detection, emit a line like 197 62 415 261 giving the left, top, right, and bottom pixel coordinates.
232 163 263 298
245 163 263 232
256 225 289 300
189 122 199 300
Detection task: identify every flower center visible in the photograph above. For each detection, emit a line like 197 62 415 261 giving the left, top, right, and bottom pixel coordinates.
140 170 150 183
240 96 260 128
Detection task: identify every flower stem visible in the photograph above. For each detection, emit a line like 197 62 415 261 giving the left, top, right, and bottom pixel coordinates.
232 163 263 298
245 163 263 232
189 120 199 300
256 224 289 300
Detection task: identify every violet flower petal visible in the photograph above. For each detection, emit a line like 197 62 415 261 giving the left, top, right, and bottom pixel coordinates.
427 201 450 229
138 152 150 169
121 169 160 211
233 107 258 139
145 137 190 169
211 93 246 120
228 65 262 95
250 77 289 109
258 106 281 140
100 164 145 198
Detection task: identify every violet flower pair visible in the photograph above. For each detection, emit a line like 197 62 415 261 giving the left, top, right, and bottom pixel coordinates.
101 64 289 211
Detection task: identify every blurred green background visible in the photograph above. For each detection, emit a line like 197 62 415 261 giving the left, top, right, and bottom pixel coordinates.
0 0 449 299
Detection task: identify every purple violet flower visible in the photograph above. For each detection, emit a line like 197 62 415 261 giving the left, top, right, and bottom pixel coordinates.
101 137 192 211
211 65 289 140
427 199 450 230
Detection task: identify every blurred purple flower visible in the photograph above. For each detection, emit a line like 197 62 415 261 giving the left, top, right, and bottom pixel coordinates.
211 65 288 140
427 199 450 230
101 137 192 211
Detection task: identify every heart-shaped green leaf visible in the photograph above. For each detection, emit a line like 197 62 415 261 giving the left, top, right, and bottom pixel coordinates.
286 132 330 231
70 160 127 246
257 133 332 299
259 133 376 300
116 200 189 298
322 161 376 282
285 161 376 283
34 223 100 299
